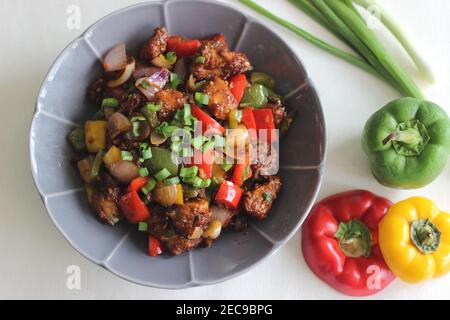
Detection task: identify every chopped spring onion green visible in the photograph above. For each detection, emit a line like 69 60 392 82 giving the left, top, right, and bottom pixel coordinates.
138 222 148 232
180 166 199 179
195 80 207 90
139 167 149 177
183 176 211 188
181 147 194 158
195 56 206 64
140 142 149 152
166 52 177 64
221 163 234 172
202 140 215 153
195 92 210 105
192 135 207 150
132 121 140 137
131 115 146 122
142 177 156 195
142 148 152 160
164 176 181 186
121 151 133 161
145 103 162 112
101 98 119 108
155 168 172 181
156 122 180 138
171 139 183 153
170 73 184 89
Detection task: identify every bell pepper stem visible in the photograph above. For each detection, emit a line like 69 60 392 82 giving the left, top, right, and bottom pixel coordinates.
383 128 421 146
335 220 372 258
410 219 441 254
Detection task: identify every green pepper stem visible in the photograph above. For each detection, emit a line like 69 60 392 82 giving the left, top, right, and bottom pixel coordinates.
410 219 441 254
334 220 372 258
383 128 421 146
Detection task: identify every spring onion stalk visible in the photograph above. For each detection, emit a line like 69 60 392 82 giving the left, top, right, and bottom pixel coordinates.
324 0 423 98
289 0 342 39
352 0 435 83
308 0 400 91
238 0 378 77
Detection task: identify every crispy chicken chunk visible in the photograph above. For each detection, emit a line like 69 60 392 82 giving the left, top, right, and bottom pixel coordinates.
192 39 251 80
148 206 202 255
203 77 238 120
167 199 211 238
155 89 188 121
266 101 287 129
244 176 282 220
140 27 169 61
90 172 122 225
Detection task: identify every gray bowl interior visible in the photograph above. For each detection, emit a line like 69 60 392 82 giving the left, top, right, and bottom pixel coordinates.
30 0 326 288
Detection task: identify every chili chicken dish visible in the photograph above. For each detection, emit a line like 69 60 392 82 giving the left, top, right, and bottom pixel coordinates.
67 27 293 256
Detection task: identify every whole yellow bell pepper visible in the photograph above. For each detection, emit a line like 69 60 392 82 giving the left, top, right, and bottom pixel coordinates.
379 197 450 283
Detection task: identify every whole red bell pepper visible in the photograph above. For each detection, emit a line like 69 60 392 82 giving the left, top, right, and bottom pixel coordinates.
302 190 395 296
191 104 225 135
215 181 243 209
229 74 247 104
119 191 150 224
253 109 278 143
127 176 149 193
148 236 164 257
167 36 201 57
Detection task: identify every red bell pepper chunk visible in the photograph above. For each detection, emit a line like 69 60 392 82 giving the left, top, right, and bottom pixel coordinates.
241 108 257 131
191 104 225 135
229 74 247 104
215 181 243 209
119 191 150 224
127 176 149 193
231 164 252 186
167 36 201 57
253 108 278 143
188 148 214 179
301 190 395 297
148 236 164 257
213 34 227 46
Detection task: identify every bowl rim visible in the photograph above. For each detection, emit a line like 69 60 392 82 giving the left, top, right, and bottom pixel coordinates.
29 0 327 289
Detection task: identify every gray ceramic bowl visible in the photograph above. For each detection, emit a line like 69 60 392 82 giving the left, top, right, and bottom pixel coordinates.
30 0 326 288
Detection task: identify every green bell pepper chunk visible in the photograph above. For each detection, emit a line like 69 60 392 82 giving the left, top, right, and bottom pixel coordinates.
240 84 269 108
362 97 450 189
144 147 179 176
67 127 86 152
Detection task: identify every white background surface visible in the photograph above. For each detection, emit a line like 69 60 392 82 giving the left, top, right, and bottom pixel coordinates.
1 0 450 299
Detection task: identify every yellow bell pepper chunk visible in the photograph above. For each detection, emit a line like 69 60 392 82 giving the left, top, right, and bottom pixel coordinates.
175 184 184 205
85 120 107 153
228 109 242 129
103 146 122 166
379 197 450 283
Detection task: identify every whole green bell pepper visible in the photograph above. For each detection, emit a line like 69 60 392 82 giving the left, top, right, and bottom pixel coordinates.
362 97 450 189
